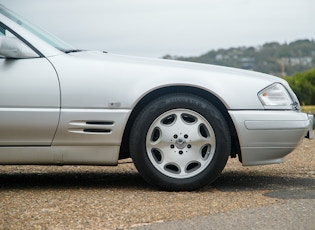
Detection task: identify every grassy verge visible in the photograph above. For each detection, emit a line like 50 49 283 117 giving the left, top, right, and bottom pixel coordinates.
301 105 315 114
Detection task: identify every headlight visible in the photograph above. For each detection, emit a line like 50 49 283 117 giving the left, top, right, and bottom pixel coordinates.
258 83 294 109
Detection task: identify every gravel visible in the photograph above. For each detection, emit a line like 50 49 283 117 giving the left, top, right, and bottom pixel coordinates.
0 139 314 229
134 199 315 230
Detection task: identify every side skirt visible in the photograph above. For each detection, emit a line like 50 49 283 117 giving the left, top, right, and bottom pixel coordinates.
0 146 119 165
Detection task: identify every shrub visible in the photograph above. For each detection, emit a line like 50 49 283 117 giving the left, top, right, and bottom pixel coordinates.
284 69 315 105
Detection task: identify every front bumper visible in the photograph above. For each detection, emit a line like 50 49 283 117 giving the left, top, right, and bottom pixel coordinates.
306 114 314 139
229 110 311 166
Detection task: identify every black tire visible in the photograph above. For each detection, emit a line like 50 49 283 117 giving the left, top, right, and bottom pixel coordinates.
130 93 231 191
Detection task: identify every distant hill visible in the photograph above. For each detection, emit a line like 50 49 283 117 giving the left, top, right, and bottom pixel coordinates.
163 39 315 76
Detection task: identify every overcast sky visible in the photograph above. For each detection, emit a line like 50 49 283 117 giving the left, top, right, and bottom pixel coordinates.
1 0 314 58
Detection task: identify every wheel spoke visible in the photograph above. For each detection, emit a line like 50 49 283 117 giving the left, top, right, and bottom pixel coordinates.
146 109 217 179
185 122 214 146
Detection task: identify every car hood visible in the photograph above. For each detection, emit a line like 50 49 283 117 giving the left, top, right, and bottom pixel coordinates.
49 50 295 110
69 51 282 83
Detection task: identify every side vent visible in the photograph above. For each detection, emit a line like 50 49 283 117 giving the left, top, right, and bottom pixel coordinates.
86 121 114 125
83 129 111 133
68 120 114 134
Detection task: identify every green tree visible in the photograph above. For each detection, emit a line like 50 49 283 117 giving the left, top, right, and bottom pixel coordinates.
284 69 315 105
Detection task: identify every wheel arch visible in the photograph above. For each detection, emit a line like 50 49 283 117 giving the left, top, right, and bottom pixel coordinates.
119 86 241 161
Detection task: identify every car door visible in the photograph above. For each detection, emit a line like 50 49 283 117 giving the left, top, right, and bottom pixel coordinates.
0 25 60 146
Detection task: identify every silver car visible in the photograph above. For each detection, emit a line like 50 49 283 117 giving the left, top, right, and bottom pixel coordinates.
0 5 313 190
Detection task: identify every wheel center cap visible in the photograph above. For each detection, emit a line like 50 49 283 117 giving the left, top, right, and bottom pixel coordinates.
175 138 187 149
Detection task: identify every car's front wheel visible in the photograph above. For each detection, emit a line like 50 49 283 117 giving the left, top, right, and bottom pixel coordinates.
130 94 231 191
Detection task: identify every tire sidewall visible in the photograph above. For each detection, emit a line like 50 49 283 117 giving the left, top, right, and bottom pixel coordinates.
130 94 231 191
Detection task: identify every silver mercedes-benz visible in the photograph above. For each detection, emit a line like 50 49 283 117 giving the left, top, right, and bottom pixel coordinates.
0 5 313 190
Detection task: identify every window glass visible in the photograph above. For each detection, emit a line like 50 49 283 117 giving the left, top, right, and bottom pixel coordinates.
0 6 74 52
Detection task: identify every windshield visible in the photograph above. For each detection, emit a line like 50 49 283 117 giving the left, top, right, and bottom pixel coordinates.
0 5 75 52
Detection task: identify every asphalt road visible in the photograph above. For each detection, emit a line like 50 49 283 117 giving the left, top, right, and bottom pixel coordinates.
0 139 314 229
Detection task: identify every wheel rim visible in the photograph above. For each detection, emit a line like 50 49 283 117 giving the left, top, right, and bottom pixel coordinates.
146 109 216 179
